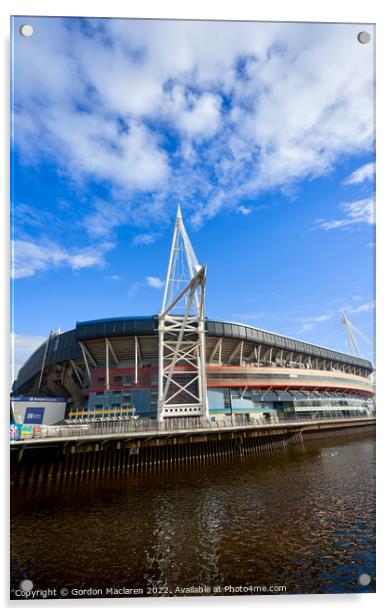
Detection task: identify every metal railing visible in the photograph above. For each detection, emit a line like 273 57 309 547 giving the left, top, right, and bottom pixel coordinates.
11 409 375 442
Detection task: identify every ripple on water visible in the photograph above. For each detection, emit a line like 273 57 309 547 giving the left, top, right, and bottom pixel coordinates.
11 432 375 595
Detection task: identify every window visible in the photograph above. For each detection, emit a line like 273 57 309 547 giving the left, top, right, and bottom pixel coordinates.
95 404 103 410
97 377 105 385
123 374 132 385
96 391 104 397
113 376 122 385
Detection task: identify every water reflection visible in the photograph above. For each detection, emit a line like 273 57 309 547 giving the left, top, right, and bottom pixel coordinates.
11 430 375 596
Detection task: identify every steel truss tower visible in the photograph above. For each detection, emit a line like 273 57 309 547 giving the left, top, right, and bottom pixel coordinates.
157 206 208 422
341 311 374 358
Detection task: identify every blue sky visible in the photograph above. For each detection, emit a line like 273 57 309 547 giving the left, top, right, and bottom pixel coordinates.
11 17 375 376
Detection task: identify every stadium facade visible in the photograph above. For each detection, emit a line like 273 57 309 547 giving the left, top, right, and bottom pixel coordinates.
12 209 374 424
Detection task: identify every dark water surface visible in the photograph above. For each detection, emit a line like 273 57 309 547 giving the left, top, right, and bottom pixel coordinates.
11 430 375 597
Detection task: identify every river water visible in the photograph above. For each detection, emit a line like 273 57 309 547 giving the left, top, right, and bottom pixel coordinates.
10 429 375 598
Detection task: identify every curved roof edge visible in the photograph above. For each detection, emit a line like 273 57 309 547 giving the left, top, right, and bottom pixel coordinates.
13 315 373 391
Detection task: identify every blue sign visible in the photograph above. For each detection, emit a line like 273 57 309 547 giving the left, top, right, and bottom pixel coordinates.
24 407 45 424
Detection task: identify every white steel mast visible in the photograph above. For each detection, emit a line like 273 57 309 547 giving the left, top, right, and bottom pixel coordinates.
157 206 208 422
341 311 374 358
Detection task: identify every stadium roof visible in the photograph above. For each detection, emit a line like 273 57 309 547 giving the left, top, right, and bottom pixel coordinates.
13 316 373 392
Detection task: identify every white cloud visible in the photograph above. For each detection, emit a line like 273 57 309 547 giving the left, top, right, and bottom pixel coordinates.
298 311 334 334
344 162 375 185
43 112 169 193
345 199 375 224
237 206 252 215
317 197 374 231
13 18 375 232
11 333 47 382
83 200 130 239
296 300 374 341
12 202 59 232
348 301 375 314
128 282 141 297
313 313 333 323
146 276 164 289
127 275 164 297
163 85 222 139
133 233 159 246
11 239 113 279
300 323 314 332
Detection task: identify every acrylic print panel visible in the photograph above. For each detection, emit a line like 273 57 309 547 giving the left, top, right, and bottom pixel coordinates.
10 16 375 600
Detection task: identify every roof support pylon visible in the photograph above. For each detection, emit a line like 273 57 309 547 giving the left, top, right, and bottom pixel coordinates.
158 206 208 422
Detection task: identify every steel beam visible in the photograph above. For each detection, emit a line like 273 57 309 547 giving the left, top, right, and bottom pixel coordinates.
135 336 138 384
79 342 97 368
70 360 84 387
105 338 110 390
106 338 119 366
209 337 222 363
79 342 91 383
228 341 242 364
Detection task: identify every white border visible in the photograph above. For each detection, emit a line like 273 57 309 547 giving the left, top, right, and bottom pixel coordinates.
1 1 389 613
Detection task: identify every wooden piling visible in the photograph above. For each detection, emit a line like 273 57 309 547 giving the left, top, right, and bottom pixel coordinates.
11 424 314 485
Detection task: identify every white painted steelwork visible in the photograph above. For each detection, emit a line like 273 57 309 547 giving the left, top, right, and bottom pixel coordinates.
341 311 374 358
158 206 208 421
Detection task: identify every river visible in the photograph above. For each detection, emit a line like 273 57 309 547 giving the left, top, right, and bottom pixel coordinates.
10 429 375 598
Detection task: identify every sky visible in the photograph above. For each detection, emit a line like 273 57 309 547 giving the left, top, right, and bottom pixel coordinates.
10 17 375 378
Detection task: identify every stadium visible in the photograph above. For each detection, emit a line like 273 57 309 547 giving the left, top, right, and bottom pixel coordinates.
11 209 374 425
